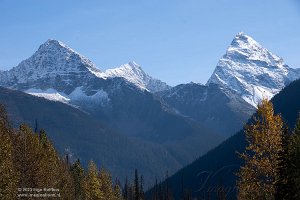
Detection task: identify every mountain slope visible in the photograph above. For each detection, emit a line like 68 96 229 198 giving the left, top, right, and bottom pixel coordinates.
0 86 183 187
157 83 255 136
207 32 300 107
149 78 300 199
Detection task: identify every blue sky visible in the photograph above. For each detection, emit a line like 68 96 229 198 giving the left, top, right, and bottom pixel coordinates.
0 0 300 86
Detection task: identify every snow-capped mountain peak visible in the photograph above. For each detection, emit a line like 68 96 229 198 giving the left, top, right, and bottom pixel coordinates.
102 61 171 92
207 32 300 107
36 39 101 73
0 39 102 88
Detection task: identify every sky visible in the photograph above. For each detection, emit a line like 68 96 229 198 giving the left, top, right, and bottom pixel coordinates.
0 0 300 86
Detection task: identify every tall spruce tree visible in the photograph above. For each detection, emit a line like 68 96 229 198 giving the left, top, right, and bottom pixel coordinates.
237 99 283 199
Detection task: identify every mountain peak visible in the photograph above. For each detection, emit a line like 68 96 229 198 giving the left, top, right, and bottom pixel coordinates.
0 39 102 88
207 33 300 107
128 61 139 67
37 39 79 57
103 62 170 92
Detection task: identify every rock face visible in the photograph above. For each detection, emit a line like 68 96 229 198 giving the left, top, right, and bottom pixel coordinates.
207 32 300 107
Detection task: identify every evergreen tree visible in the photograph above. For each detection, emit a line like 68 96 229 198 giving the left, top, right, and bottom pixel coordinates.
124 177 129 200
13 124 43 188
0 105 17 199
71 159 85 199
134 169 140 200
57 157 75 200
82 161 104 200
237 99 283 199
275 125 291 200
287 116 300 199
152 179 159 200
140 175 144 200
99 167 113 200
113 180 123 200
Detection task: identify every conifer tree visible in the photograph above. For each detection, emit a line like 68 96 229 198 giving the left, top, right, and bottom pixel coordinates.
275 125 291 200
13 124 43 188
57 158 75 199
124 177 129 200
83 161 104 200
71 159 85 199
286 116 300 199
0 105 17 199
134 169 140 200
140 175 144 200
237 99 283 199
99 167 113 200
113 180 123 200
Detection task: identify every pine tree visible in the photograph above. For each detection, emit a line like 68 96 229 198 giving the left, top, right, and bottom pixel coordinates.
82 161 104 200
140 175 144 200
134 169 140 200
57 158 75 200
99 167 113 200
237 99 283 199
13 124 43 188
124 177 129 200
275 125 291 200
287 116 300 199
71 159 85 199
152 179 158 200
0 105 17 199
113 180 123 200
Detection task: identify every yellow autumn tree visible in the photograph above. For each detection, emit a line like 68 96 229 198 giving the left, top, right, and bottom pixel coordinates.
237 99 283 199
83 161 104 200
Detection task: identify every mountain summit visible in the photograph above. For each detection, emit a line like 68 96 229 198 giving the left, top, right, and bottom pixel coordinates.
102 61 171 92
0 39 101 92
207 32 300 107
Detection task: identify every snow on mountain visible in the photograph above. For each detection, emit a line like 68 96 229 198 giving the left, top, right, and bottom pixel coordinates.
0 39 170 100
0 39 101 87
207 32 300 107
26 88 70 103
25 87 110 106
100 61 171 92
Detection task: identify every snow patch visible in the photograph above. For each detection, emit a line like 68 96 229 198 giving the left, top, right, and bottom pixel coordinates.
26 88 70 103
25 87 110 106
69 87 110 105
